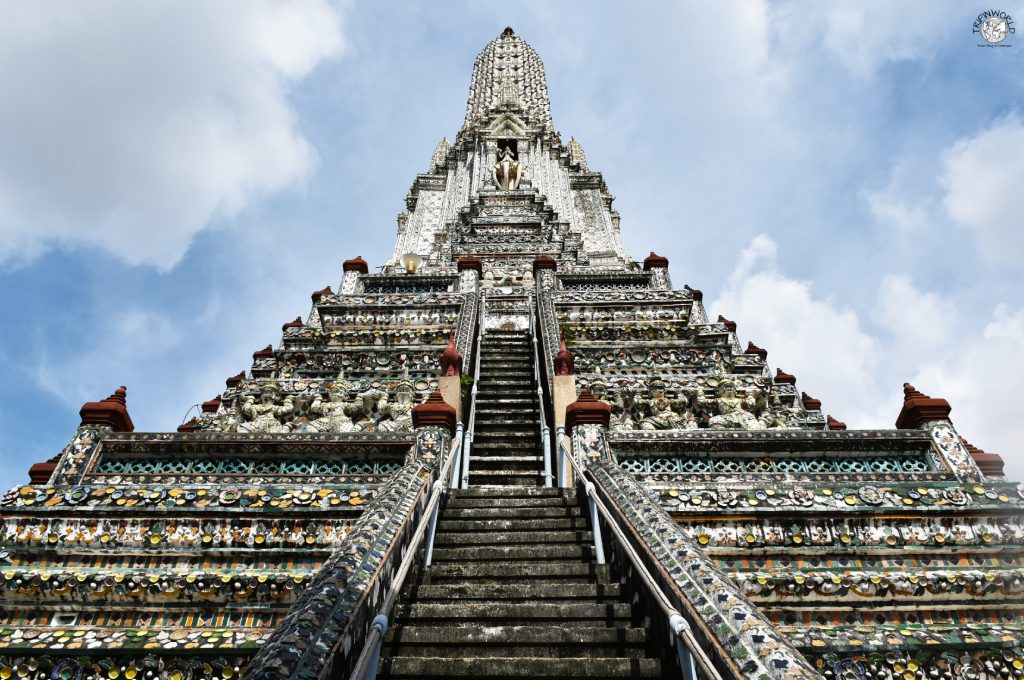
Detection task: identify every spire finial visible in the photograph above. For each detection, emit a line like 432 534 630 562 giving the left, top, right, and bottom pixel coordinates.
462 28 554 133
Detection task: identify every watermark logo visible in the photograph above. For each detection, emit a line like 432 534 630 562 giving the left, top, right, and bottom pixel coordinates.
974 10 1015 45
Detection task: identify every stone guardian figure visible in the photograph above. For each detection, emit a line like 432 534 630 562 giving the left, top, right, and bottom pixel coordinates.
493 145 522 190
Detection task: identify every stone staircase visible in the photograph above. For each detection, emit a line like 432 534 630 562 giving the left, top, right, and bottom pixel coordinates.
375 330 663 678
378 487 663 678
467 329 546 487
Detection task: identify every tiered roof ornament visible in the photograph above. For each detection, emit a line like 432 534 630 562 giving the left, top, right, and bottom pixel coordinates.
462 27 554 134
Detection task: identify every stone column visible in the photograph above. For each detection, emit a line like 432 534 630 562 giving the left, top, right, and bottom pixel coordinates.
642 251 671 290
341 256 369 294
49 387 135 486
457 256 481 293
553 339 577 487
307 285 333 330
896 383 986 483
438 334 463 423
410 389 457 468
565 388 613 466
684 284 707 324
533 254 557 292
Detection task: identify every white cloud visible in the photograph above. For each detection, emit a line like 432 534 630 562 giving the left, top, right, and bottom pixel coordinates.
31 309 186 409
940 114 1024 266
0 1 344 270
770 1 961 76
875 274 955 353
911 304 1024 476
711 235 880 422
713 239 1024 480
865 188 927 232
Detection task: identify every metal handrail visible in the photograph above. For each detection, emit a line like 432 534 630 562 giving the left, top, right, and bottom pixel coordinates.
461 295 485 488
527 293 554 487
561 436 722 680
348 430 463 680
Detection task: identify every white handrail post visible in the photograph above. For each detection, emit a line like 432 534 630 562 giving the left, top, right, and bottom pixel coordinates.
670 615 699 680
584 481 606 564
527 293 553 487
362 614 388 680
460 433 473 489
541 418 553 487
423 480 443 567
555 425 567 488
449 423 464 489
461 294 485 489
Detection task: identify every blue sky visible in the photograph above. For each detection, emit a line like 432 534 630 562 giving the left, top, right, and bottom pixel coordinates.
1 1 1022 491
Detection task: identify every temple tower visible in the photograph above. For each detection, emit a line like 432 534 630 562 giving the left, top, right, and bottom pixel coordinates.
2 27 1021 680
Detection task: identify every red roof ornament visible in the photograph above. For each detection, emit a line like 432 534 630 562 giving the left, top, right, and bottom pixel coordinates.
28 461 57 485
960 437 1004 476
201 395 222 413
774 368 796 385
177 418 198 433
554 337 575 376
895 382 952 429
457 257 483 274
253 345 275 361
717 315 736 332
411 389 457 436
311 286 333 303
642 251 669 270
342 256 369 274
440 334 463 377
684 285 703 302
226 372 246 389
745 341 767 360
565 388 612 431
79 386 134 432
282 316 303 331
801 392 822 411
826 415 847 431
533 254 557 273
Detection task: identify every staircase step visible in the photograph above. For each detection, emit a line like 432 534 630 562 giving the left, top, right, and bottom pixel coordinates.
404 581 618 600
422 562 610 581
458 458 541 471
385 622 647 647
470 440 542 448
437 517 589 532
472 435 542 445
446 495 566 509
472 413 537 420
475 406 539 414
394 601 632 623
466 454 544 464
468 471 548 485
432 530 593 547
380 656 660 678
474 397 535 404
450 487 568 498
382 625 649 659
468 474 544 486
475 419 542 428
442 505 580 520
430 545 596 562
